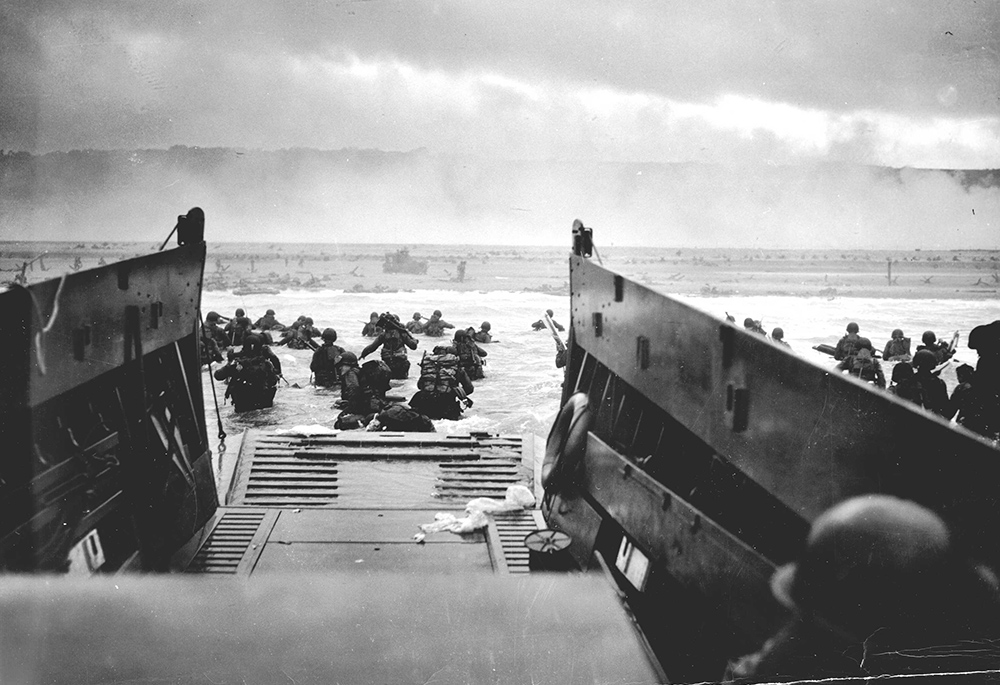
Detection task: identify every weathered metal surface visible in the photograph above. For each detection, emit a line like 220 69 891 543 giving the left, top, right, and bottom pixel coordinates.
254 539 495 573
490 510 547 574
0 575 664 684
185 510 271 574
189 431 545 577
6 243 207 408
583 433 784 636
267 508 486 544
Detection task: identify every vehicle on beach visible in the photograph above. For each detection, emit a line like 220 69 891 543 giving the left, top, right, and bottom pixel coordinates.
382 247 429 274
2 214 997 683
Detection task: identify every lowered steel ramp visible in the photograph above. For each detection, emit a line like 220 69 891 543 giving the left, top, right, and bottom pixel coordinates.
179 430 544 576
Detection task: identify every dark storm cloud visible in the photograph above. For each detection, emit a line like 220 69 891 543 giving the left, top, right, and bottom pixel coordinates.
0 1 997 163
183 0 997 117
0 4 43 150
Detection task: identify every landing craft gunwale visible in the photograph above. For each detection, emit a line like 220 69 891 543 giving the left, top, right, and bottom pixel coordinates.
0 229 217 573
544 226 1000 680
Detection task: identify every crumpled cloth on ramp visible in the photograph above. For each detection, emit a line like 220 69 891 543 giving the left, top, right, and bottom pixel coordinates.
413 484 537 543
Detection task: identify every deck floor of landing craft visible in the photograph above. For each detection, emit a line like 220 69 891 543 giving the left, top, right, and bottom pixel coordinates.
177 430 544 576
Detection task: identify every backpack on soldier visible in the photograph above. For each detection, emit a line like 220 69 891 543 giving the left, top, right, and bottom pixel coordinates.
376 404 435 432
851 356 876 382
454 340 484 380
418 350 460 395
359 360 392 398
234 355 278 390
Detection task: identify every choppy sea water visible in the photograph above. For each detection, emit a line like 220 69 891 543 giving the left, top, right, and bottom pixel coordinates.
200 290 570 453
200 288 1000 460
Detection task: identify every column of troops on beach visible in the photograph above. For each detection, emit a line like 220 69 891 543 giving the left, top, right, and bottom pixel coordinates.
200 306 562 432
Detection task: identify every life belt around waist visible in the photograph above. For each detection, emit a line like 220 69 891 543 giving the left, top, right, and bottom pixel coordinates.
541 392 592 491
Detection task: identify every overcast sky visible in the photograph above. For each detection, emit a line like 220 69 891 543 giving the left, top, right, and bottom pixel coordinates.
3 0 999 168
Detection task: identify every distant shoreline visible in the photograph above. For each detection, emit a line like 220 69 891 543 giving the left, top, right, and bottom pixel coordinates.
2 241 998 300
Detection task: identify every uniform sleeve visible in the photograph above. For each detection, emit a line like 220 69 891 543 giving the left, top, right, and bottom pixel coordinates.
458 369 474 395
361 337 382 358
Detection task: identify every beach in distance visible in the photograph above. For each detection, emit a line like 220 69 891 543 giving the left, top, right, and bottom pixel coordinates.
2 240 999 301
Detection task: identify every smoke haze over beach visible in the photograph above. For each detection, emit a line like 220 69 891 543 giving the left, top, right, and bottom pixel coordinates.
1 148 997 248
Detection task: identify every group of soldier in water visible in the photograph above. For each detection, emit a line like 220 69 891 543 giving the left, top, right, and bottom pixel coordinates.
205 303 999 442
202 306 502 430
829 320 999 440
733 313 1000 442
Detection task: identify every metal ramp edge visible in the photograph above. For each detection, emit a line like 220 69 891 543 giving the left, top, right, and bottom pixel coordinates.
227 430 533 507
487 509 547 574
184 509 276 574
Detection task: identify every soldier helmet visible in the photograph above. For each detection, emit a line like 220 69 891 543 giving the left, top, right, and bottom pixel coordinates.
336 351 358 367
304 317 314 325
956 363 975 383
413 312 422 320
770 495 951 633
546 309 555 317
913 349 938 370
370 311 379 319
235 308 245 317
433 310 443 317
242 334 262 350
846 322 859 333
771 327 783 340
266 309 275 316
969 320 1000 352
481 321 491 331
892 328 904 339
858 337 872 350
922 330 937 345
322 328 337 342
744 317 755 327
206 311 221 322
891 361 914 383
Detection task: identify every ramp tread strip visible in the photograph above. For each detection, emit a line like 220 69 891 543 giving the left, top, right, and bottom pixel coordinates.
490 509 542 575
235 431 527 507
186 511 266 574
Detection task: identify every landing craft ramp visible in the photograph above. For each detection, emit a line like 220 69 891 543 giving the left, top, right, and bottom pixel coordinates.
177 430 546 576
104 429 664 684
